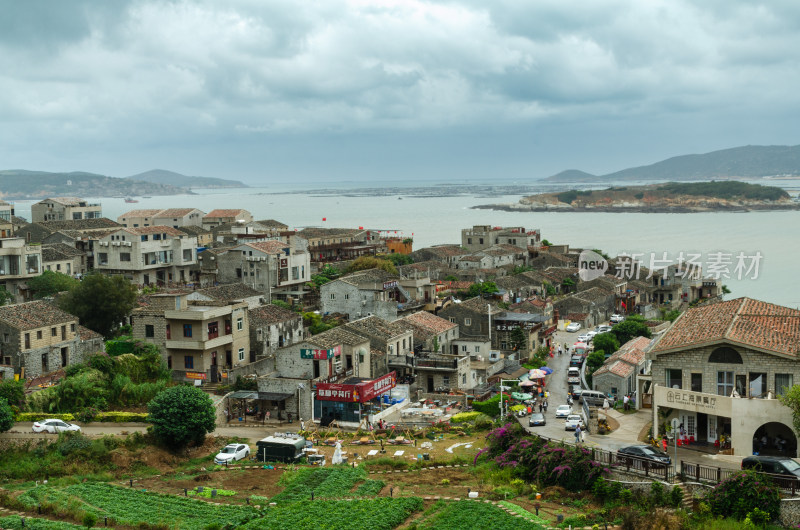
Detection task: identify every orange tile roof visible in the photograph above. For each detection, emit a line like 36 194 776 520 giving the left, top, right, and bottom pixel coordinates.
157 208 200 217
205 209 248 218
652 297 800 356
120 209 162 218
403 311 457 334
244 241 289 254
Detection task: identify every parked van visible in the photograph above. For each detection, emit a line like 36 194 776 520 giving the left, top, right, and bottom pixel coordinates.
741 456 800 478
581 390 606 407
255 435 306 463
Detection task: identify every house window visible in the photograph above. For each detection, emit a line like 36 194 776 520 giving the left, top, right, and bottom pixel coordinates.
238 348 245 361
402 338 406 349
776 374 793 396
708 347 742 364
449 318 456 323
98 252 108 265
166 324 171 340
475 346 480 353
461 345 467 352
690 373 702 393
666 369 682 389
462 374 466 385
749 372 768 398
501 341 507 350
37 330 42 340
208 321 219 339
443 376 450 386
120 253 131 262
145 325 154 338
464 318 472 326
291 266 299 280
51 327 57 337
344 294 349 300
237 317 243 331
70 323 75 332
183 324 193 337
717 371 733 396
330 294 335 300
184 355 194 369
359 352 365 363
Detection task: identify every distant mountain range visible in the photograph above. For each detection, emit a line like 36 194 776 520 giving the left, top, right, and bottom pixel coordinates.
126 169 246 189
545 145 800 183
0 168 246 200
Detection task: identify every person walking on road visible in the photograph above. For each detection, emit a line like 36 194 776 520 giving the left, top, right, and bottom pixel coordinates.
603 398 610 415
539 401 543 413
543 400 548 413
575 424 582 444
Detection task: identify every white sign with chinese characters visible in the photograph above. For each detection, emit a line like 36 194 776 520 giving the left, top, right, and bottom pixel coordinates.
654 385 732 416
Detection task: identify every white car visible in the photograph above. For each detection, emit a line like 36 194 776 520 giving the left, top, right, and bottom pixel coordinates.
565 322 582 332
214 443 250 465
577 334 590 343
554 405 572 418
610 314 625 323
565 414 585 431
32 419 82 434
585 331 598 341
595 325 613 333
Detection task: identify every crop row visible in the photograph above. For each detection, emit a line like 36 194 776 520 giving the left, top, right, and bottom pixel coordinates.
64 483 257 529
273 467 369 502
0 515 82 529
415 500 545 530
241 497 423 530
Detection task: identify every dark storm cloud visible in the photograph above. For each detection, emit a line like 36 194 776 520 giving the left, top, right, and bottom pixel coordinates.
0 0 798 181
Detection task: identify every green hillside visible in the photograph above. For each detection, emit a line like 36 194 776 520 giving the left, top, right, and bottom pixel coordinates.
126 169 246 188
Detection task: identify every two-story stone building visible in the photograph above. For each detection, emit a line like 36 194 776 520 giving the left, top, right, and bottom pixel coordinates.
248 304 305 362
95 226 197 286
648 297 800 457
320 268 407 321
42 243 86 276
117 208 206 229
0 300 84 378
592 336 651 400
131 292 250 383
0 236 42 302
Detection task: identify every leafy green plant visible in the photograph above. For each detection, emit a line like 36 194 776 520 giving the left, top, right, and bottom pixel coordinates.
704 470 780 521
0 398 13 433
147 385 216 450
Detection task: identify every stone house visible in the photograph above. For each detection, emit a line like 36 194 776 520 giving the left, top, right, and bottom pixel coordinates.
554 287 615 328
495 274 543 303
0 300 84 378
131 292 250 383
18 218 122 245
592 336 651 399
396 311 459 354
438 297 502 342
176 225 213 247
248 304 305 363
41 243 86 276
409 245 469 267
320 268 404 321
95 226 197 286
215 239 310 302
31 197 102 223
461 225 541 253
647 297 800 457
342 316 412 379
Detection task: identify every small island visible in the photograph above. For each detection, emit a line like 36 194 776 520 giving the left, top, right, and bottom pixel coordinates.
474 181 800 213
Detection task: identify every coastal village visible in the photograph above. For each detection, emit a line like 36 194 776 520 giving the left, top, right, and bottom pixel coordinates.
2 195 800 528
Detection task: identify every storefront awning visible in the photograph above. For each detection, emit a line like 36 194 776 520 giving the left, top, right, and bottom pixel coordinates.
229 391 258 399
258 392 293 401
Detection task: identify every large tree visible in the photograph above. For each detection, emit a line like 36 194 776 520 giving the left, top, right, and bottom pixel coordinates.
27 270 80 299
592 333 620 357
147 385 216 450
58 273 138 338
610 319 652 346
345 257 398 275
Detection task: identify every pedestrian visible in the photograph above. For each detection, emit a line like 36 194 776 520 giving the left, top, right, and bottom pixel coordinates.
266 410 271 422
623 394 630 411
543 400 548 412
603 398 610 414
575 424 582 444
287 411 292 423
300 418 305 431
539 402 543 413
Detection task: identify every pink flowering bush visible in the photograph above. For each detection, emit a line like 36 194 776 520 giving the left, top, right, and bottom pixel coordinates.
705 470 780 521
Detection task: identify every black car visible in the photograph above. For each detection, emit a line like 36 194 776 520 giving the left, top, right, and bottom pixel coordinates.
742 456 800 478
618 444 671 465
528 413 546 427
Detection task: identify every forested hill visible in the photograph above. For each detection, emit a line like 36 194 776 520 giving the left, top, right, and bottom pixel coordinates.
0 170 188 200
545 145 800 182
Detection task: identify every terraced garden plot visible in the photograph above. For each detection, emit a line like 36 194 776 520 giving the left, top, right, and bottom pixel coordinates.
0 516 83 529
271 467 385 503
64 483 257 529
413 499 546 530
240 497 423 530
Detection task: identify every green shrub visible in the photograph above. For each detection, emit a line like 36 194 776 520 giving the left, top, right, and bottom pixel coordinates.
472 394 502 417
473 414 494 431
620 488 633 504
83 512 98 528
16 412 75 422
705 470 780 521
57 432 92 456
0 379 25 408
0 398 13 433
649 481 665 506
669 485 683 508
450 411 481 423
745 507 771 527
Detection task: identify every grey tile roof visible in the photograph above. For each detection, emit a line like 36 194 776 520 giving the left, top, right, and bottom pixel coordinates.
197 283 262 301
37 218 121 231
343 316 408 342
0 300 77 330
41 243 84 261
248 304 302 327
306 327 369 349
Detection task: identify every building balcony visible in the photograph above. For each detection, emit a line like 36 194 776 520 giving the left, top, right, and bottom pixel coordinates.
165 334 233 351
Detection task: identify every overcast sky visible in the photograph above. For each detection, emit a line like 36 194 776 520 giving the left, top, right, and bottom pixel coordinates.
2 0 800 185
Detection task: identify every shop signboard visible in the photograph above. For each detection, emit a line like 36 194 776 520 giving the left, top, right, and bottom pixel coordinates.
301 345 342 360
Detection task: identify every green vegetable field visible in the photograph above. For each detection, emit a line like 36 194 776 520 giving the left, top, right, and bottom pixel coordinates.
414 500 546 530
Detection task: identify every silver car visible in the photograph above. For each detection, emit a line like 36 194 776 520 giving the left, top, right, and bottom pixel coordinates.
565 414 585 431
32 419 81 434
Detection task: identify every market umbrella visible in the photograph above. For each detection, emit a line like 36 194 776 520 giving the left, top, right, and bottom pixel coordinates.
512 392 533 401
519 380 536 387
539 367 554 374
528 369 547 379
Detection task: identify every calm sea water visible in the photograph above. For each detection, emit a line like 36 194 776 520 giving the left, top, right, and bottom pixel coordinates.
12 183 800 308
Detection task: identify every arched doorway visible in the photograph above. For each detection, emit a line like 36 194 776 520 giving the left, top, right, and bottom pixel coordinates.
752 422 796 457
